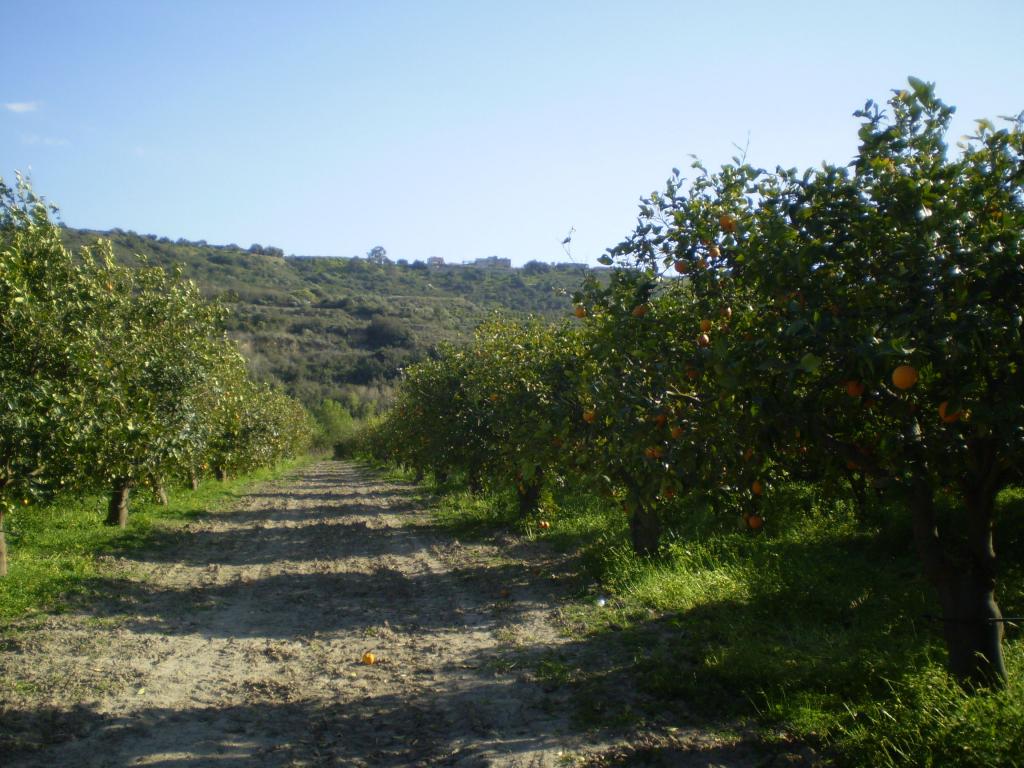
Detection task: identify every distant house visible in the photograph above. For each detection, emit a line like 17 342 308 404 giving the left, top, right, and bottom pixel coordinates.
471 255 512 269
427 256 446 267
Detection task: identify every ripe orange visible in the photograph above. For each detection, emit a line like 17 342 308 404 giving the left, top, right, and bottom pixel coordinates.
708 244 721 259
747 514 764 530
938 401 962 423
751 479 764 496
673 260 688 274
720 306 733 320
891 365 918 390
686 368 700 380
631 304 648 317
697 333 711 347
719 214 737 232
654 413 667 428
538 520 551 530
699 319 713 332
489 393 499 402
574 305 587 318
582 409 596 423
670 426 684 439
361 651 377 665
845 380 865 398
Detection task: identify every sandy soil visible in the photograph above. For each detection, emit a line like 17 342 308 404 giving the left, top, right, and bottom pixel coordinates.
1 462 619 767
1 461 818 767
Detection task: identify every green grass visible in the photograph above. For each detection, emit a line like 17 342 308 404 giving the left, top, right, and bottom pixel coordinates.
421 477 1024 767
0 455 318 624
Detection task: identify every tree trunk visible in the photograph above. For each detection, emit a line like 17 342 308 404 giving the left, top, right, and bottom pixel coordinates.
413 468 425 484
629 503 661 557
190 471 200 491
214 466 227 482
0 508 8 577
152 477 168 506
517 474 543 518
106 481 131 527
909 472 1007 689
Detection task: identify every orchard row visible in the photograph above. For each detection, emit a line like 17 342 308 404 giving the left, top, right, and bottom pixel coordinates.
363 81 1023 689
1 176 314 575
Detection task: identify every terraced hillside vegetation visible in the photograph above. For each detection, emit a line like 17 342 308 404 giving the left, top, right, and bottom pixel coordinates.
61 227 597 412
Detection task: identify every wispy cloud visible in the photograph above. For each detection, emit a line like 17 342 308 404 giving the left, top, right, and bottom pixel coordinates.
4 101 39 113
22 134 69 147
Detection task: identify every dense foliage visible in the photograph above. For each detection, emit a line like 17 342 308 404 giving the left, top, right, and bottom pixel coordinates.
1 176 313 573
364 81 1023 691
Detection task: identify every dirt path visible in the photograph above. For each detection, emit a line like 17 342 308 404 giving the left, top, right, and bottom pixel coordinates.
0 461 618 767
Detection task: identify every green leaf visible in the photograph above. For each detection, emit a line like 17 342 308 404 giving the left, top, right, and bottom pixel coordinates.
799 353 822 373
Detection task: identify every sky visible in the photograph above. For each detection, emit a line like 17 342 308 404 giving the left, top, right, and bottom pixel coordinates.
3 1 1023 266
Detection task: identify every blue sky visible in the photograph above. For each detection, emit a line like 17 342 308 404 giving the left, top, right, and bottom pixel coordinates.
3 1 1022 266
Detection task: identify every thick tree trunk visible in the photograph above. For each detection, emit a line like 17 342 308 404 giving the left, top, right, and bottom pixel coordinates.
629 503 662 557
106 481 131 527
909 472 1007 689
190 471 200 491
214 466 227 482
517 472 543 518
152 477 168 506
0 508 8 577
413 468 425 484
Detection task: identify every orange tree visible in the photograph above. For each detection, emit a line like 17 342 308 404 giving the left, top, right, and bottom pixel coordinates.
202 349 314 481
604 79 1023 687
77 245 230 526
460 317 583 516
372 344 492 485
0 177 109 575
570 265 755 555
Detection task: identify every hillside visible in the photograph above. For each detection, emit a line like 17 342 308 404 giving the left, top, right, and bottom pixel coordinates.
60 227 594 412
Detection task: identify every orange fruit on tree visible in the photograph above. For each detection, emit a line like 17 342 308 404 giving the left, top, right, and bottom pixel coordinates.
699 319 713 332
720 306 733 320
489 393 499 402
747 514 764 530
538 520 551 530
891 365 918 390
631 304 648 317
719 214 737 232
697 333 711 347
938 401 962 423
670 426 684 439
686 368 700 380
742 447 754 462
582 409 596 423
673 260 688 274
708 244 721 259
845 380 865 398
654 413 667 428
751 479 764 496
574 305 587 318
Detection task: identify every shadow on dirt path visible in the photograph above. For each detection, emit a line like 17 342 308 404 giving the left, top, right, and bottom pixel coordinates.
0 461 809 767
